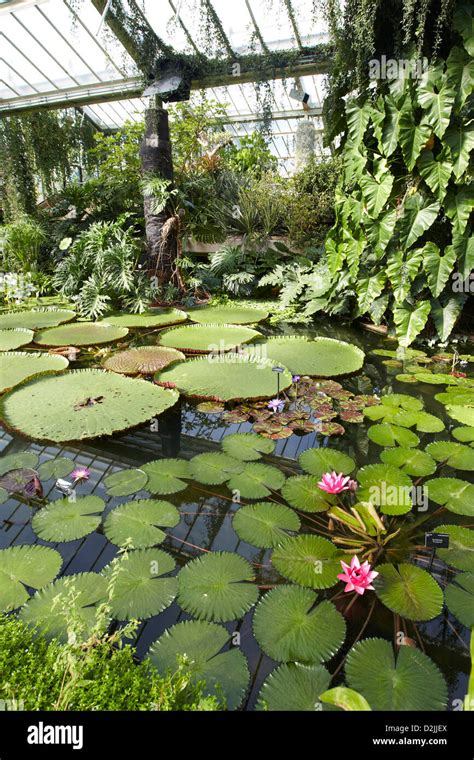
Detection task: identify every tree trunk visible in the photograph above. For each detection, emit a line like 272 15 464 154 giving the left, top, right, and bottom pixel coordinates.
140 105 178 287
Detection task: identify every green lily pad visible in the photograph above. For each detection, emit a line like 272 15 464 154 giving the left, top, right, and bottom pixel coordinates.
272 535 341 589
148 620 249 710
380 448 437 476
0 328 34 351
426 441 474 470
102 346 185 375
427 477 474 515
368 423 420 448
221 433 275 461
35 322 129 346
101 308 188 328
226 462 285 499
345 638 447 710
392 410 445 433
444 573 474 627
32 495 105 542
187 304 268 325
452 427 474 443
281 475 336 512
0 369 179 442
103 499 180 548
253 585 346 662
0 452 39 476
434 525 474 572
177 551 258 622
446 405 474 427
299 448 355 478
189 452 243 485
158 324 261 353
257 663 331 711
357 464 413 515
0 545 62 613
195 401 225 414
37 457 75 481
0 351 69 393
319 687 371 711
374 563 443 621
233 502 300 548
245 336 364 376
141 459 191 495
0 307 75 330
104 468 148 497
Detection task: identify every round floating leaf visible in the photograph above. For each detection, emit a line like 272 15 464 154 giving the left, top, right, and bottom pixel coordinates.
35 321 128 346
380 448 436 476
0 351 68 393
141 459 191 495
426 441 474 470
37 457 75 481
281 475 336 512
357 464 413 515
156 354 292 402
445 573 474 627
0 369 179 443
0 468 40 498
415 372 461 385
0 488 8 504
0 545 62 613
345 638 447 711
272 535 341 589
368 423 420 448
446 405 474 426
102 548 177 620
233 502 300 548
227 462 285 499
299 448 355 478
0 328 34 351
428 478 474 515
177 551 258 622
195 401 224 414
434 525 474 572
0 451 38 476
253 585 346 662
20 572 108 643
452 426 474 443
374 563 443 621
148 620 249 710
104 468 148 496
0 307 75 330
187 304 268 325
32 495 105 542
436 391 474 406
257 663 331 711
189 452 243 485
104 499 179 548
158 324 261 353
245 336 364 376
319 687 372 711
221 433 275 461
393 410 445 433
101 308 187 328
103 346 185 375
380 394 424 410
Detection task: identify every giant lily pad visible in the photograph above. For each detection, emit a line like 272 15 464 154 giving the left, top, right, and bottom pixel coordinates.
272 535 341 589
434 525 474 572
245 336 364 377
157 324 261 353
0 328 34 351
0 307 75 330
221 433 275 461
357 464 413 515
226 462 285 499
177 552 258 622
148 620 249 710
102 549 177 621
0 369 178 442
444 573 474 627
102 346 185 375
103 499 179 548
233 502 300 548
0 351 68 393
155 354 292 402
380 447 437 476
32 495 105 542
141 459 191 494
186 304 268 325
101 308 187 328
35 322 128 346
281 475 336 512
428 477 474 515
299 448 355 478
345 638 447 710
426 441 474 470
253 585 346 663
374 563 443 621
0 545 62 613
256 663 331 711
20 572 108 642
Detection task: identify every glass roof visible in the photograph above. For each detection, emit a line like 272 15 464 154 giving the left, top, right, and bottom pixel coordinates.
0 0 331 172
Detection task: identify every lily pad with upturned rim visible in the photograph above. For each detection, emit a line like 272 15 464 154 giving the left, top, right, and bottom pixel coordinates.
374 563 443 621
233 502 301 548
0 307 75 330
32 495 105 542
35 321 129 346
157 323 261 353
256 663 331 711
0 328 34 351
102 346 185 375
272 535 342 589
0 545 62 613
0 351 69 393
186 304 268 325
244 336 365 377
103 499 180 548
100 307 188 328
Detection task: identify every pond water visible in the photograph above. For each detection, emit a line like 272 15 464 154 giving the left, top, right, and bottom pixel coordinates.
0 314 472 710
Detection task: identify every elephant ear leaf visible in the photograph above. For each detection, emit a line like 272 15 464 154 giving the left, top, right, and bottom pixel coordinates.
393 301 431 347
418 150 453 202
416 74 455 139
423 242 457 297
398 100 431 170
345 99 372 146
445 186 474 236
359 158 394 219
445 124 474 181
431 296 467 342
397 194 440 249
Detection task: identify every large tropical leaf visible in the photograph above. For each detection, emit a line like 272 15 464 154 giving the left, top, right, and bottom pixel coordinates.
103 499 180 548
445 573 474 627
346 99 372 146
221 433 275 461
233 502 300 548
0 307 75 330
103 467 148 496
281 475 336 512
397 195 440 249
101 307 187 328
0 369 178 442
102 548 177 621
434 525 474 572
417 77 455 139
359 158 394 219
380 448 436 476
227 462 285 499
35 322 129 346
357 464 413 515
381 96 402 157
177 551 258 622
20 572 109 643
155 354 293 402
446 46 474 108
0 328 34 351
148 620 249 710
427 477 474 515
272 535 341 589
244 336 364 377
398 105 431 170
253 585 346 662
393 300 431 347
186 304 268 325
418 151 453 202
103 346 185 375
431 296 467 342
32 495 105 542
374 563 443 621
345 638 447 710
0 351 68 393
426 441 474 470
387 248 423 303
157 324 260 353
257 663 331 711
189 452 243 485
141 458 191 494
422 242 457 297
0 545 62 613
445 123 474 180
299 448 355 478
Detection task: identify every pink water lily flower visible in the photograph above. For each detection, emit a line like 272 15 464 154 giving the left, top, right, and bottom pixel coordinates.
71 466 90 483
318 471 357 494
338 555 378 595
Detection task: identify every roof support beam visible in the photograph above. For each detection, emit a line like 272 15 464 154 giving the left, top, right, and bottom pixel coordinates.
245 0 269 53
201 0 235 58
283 0 303 50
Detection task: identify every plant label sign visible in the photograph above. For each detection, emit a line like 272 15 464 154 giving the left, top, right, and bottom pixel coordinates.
424 532 450 549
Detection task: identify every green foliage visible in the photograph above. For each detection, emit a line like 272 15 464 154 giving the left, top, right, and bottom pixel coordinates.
222 132 278 177
285 157 343 248
0 216 46 273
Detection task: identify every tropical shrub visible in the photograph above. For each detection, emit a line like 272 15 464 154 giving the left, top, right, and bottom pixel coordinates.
0 216 46 273
222 132 278 177
285 156 342 248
